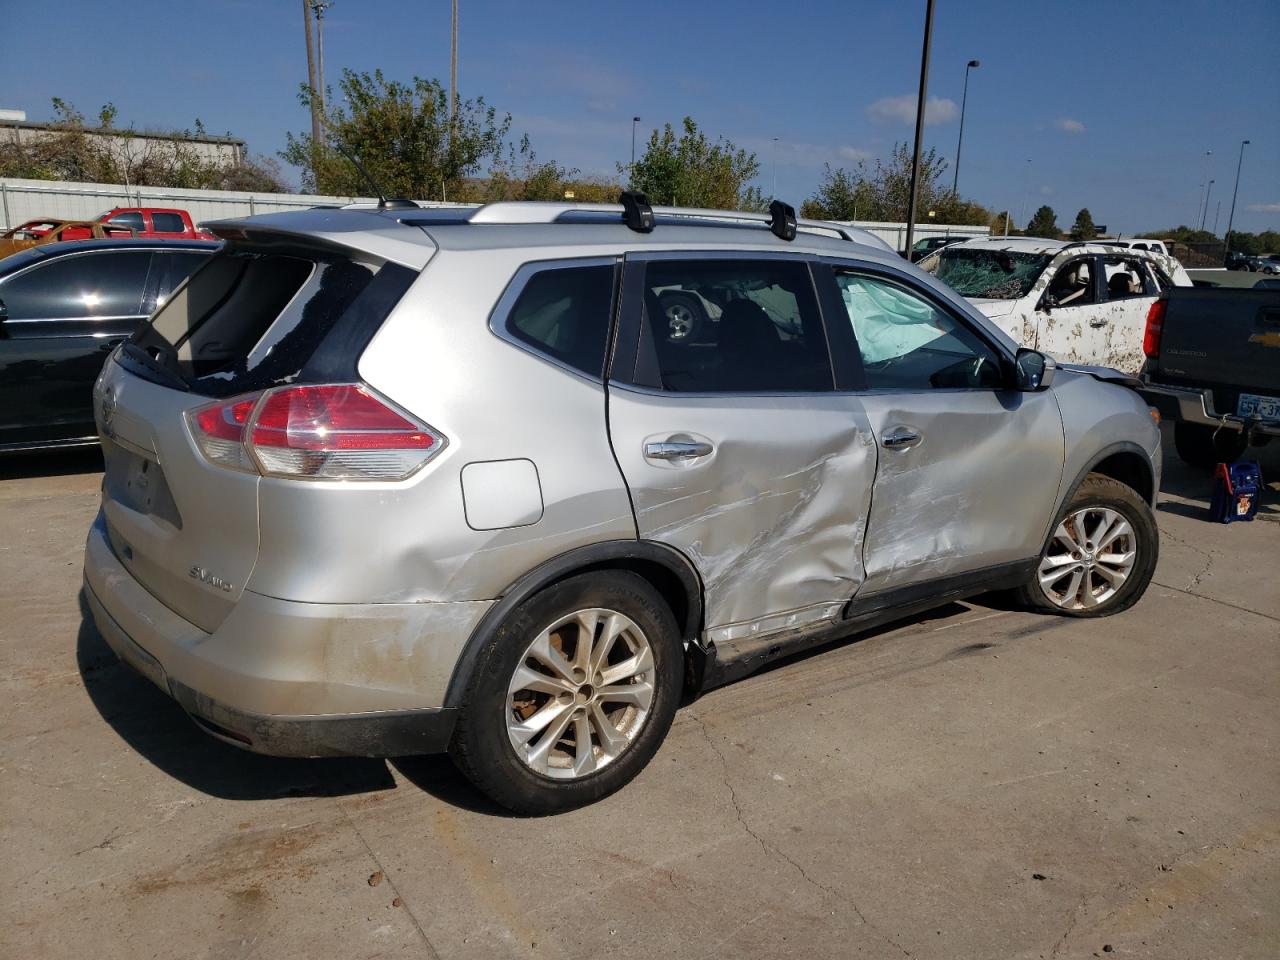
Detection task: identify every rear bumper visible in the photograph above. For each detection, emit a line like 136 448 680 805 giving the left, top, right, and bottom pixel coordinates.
82 512 491 757
1140 383 1280 438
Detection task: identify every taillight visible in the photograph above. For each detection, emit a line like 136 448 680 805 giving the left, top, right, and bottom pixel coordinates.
187 394 261 472
249 384 440 480
1142 298 1167 358
186 384 442 481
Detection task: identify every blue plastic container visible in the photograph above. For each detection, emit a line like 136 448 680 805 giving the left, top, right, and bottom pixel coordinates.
1209 461 1263 523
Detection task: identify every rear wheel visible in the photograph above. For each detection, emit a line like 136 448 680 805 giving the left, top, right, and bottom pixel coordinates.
449 571 682 814
1018 474 1157 618
1174 422 1248 469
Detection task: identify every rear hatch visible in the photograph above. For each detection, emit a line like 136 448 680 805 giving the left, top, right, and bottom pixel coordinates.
1155 287 1280 415
96 222 425 632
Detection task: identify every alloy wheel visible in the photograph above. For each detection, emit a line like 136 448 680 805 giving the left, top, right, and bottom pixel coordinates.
665 303 696 341
506 608 655 779
1038 507 1137 611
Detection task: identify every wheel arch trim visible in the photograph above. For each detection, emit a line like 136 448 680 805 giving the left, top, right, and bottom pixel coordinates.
443 540 703 709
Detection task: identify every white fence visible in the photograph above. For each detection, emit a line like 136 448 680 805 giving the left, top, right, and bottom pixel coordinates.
0 177 988 249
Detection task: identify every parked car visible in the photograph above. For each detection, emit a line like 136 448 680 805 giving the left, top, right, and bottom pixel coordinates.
0 218 136 261
1225 251 1253 271
919 237 1192 372
1103 238 1171 257
1140 285 1280 466
98 207 216 241
0 238 217 452
906 235 975 262
83 199 1162 814
1256 256 1280 275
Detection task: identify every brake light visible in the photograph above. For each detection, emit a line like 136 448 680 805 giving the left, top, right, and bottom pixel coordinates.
187 384 442 481
187 395 261 472
1142 298 1167 358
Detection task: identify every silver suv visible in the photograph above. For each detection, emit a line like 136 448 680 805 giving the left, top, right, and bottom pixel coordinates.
83 197 1162 813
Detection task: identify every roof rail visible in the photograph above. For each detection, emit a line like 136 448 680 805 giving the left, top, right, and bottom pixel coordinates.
459 200 869 244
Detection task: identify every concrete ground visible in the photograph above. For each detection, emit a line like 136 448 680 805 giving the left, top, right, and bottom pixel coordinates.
2 433 1277 960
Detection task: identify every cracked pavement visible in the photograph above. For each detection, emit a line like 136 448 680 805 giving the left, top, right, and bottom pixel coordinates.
2 428 1277 959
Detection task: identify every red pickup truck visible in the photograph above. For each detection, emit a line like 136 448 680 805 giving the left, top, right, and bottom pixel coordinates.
97 207 215 240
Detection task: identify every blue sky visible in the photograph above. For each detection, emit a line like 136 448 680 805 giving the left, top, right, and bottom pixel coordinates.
4 0 1278 234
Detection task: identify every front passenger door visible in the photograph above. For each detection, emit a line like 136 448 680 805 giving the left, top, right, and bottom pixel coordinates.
1034 255 1104 365
825 267 1066 597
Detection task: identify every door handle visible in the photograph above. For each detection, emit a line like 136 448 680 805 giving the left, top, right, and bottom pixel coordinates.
882 429 921 450
1089 318 1109 327
644 439 714 461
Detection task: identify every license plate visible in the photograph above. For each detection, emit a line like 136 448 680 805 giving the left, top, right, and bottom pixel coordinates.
1237 392 1280 420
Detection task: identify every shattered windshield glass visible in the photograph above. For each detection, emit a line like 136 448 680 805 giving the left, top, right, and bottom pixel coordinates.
922 248 1053 299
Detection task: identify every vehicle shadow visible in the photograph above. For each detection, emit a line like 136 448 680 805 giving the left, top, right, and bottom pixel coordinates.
76 593 396 801
1155 428 1280 523
0 446 104 480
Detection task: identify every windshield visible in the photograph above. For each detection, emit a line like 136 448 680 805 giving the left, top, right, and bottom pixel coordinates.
920 248 1054 300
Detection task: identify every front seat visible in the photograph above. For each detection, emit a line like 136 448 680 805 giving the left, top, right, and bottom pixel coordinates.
1107 272 1137 297
716 299 781 390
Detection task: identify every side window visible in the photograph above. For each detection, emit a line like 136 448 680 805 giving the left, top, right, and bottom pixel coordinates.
108 211 145 232
0 251 152 320
151 212 186 233
145 250 212 312
502 263 615 378
1045 257 1096 307
835 272 1003 390
1102 257 1151 300
639 259 832 393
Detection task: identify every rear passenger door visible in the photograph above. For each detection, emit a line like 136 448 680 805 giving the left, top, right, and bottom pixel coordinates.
606 254 877 645
0 250 154 445
1095 254 1159 373
820 264 1065 597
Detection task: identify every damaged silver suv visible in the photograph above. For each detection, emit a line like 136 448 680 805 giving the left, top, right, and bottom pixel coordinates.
83 196 1161 813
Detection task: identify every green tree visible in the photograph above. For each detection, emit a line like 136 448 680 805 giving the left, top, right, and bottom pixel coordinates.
283 69 512 199
1025 205 1060 238
800 163 873 220
1069 208 1097 241
624 117 760 210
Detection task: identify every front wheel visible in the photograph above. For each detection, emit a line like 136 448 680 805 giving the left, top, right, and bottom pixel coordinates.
449 571 682 814
1017 474 1158 618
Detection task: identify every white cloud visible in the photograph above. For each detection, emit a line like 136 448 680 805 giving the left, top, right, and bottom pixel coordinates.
866 94 957 126
1054 118 1086 133
1247 202 1280 213
838 145 873 163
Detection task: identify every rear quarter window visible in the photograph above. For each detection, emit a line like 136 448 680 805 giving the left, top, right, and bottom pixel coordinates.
497 261 616 379
151 212 187 233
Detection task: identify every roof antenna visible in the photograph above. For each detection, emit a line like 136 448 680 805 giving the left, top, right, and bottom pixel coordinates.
619 190 655 233
768 199 797 241
332 142 417 210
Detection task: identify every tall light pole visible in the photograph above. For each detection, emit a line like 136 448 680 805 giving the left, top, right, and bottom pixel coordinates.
450 0 458 123
1018 157 1032 228
301 0 321 181
903 0 937 256
952 59 979 196
1212 200 1221 236
312 1 332 116
630 116 640 186
1199 179 1215 231
771 137 781 198
1195 149 1212 225
1224 139 1250 257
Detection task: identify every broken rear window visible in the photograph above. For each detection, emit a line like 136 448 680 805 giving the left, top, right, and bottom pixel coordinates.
922 249 1053 300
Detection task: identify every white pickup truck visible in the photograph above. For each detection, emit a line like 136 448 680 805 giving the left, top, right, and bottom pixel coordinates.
920 237 1192 373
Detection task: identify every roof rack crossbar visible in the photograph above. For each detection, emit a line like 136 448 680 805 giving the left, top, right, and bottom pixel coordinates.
461 200 862 243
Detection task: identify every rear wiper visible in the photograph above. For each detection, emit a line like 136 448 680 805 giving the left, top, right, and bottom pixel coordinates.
119 343 191 392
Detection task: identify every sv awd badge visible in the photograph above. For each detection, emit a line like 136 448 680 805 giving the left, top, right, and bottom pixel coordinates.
189 566 233 592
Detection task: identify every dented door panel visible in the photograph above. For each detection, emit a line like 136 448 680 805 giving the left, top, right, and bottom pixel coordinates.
857 389 1065 594
607 387 877 638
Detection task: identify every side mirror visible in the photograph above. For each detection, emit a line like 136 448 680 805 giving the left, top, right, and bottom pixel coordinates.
1038 293 1058 312
1015 348 1056 391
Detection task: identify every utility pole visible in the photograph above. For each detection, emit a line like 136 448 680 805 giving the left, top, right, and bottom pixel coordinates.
312 2 332 117
904 0 936 256
1195 149 1212 225
1224 139 1250 258
302 0 321 165
952 59 979 195
630 116 640 186
450 0 459 123
1199 179 1215 231
1212 199 1221 236
771 137 780 199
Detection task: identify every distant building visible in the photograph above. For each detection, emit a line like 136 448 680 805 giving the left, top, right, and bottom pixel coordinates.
5 119 245 167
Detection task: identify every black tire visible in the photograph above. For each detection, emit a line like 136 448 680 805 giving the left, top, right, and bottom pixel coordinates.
1174 422 1248 469
1017 474 1158 618
658 292 706 343
449 571 682 815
